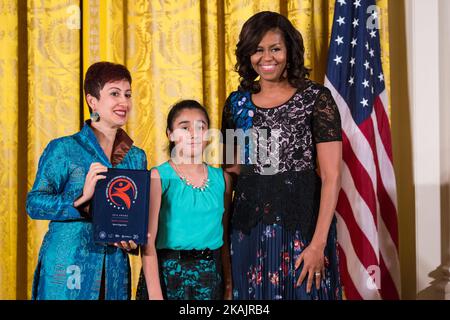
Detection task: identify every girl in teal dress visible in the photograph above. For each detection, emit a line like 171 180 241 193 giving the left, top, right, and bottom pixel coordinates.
26 62 145 300
137 100 232 300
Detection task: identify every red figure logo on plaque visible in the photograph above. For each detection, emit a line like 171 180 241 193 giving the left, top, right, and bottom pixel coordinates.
106 176 137 210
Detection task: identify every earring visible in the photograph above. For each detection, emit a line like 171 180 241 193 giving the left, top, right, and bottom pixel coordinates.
91 111 100 122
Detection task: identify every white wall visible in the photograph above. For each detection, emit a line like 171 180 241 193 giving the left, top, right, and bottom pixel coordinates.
438 0 450 300
405 0 450 299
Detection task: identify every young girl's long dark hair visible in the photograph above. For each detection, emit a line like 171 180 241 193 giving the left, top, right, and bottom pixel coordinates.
166 100 210 153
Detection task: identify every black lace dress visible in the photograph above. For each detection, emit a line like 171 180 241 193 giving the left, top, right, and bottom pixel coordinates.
222 80 343 300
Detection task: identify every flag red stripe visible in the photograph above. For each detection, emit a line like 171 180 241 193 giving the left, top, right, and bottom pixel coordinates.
373 98 399 247
342 130 378 225
337 244 363 300
338 195 400 299
358 117 399 248
379 256 400 299
336 190 379 269
374 97 393 161
377 185 399 248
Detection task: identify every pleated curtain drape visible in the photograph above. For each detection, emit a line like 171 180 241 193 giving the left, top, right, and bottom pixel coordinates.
0 0 390 299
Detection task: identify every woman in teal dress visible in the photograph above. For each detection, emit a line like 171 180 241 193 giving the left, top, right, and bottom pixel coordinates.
136 100 233 300
26 62 147 300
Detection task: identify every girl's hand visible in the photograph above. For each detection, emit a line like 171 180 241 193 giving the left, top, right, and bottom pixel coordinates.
114 240 138 252
294 243 325 293
223 281 233 300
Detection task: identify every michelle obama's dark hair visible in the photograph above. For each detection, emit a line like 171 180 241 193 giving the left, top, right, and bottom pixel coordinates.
235 11 310 93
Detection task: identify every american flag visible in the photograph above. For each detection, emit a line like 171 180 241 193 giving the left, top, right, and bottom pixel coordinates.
324 0 401 299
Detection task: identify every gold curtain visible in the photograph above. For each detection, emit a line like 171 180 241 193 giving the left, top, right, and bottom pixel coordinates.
0 0 390 299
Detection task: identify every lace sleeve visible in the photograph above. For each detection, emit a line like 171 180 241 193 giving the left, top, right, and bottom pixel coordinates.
312 88 342 143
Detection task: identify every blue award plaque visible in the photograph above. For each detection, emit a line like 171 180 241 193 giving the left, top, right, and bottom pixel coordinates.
92 168 150 245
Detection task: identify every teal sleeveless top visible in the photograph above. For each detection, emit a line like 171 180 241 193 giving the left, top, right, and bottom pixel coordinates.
155 161 225 250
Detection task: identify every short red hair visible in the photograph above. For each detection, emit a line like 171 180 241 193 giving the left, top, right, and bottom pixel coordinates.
84 61 132 113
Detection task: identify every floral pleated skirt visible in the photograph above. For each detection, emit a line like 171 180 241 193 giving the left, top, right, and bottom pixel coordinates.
230 219 342 300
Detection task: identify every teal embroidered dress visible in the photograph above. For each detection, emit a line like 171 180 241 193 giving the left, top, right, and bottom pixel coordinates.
26 122 147 300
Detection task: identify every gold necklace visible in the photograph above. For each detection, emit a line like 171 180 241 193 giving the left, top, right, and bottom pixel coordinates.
172 161 210 192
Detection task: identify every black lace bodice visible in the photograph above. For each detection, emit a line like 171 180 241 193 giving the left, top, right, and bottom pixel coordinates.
221 80 342 239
